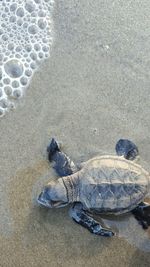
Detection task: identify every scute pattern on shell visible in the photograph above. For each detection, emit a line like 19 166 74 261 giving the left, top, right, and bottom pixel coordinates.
78 156 149 212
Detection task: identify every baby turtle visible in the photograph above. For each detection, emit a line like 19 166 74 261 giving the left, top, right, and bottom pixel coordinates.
37 138 150 237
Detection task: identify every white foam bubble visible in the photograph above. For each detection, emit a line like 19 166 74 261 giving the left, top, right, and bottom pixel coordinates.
0 0 54 117
4 59 24 78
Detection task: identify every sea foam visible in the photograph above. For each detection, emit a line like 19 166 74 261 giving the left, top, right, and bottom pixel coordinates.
0 0 54 117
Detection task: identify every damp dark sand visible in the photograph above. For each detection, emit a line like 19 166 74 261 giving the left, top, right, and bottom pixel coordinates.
0 1 150 266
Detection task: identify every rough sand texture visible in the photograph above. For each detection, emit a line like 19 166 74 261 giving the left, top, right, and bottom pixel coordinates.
0 0 150 266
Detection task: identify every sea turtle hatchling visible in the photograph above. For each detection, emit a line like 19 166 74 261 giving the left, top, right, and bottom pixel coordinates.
37 138 150 237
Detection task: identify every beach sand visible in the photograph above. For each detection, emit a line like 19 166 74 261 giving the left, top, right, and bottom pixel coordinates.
0 0 150 266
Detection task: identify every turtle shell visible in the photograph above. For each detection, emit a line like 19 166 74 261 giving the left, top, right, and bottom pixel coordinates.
78 156 150 214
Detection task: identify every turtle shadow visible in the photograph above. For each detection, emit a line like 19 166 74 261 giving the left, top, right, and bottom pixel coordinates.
23 204 114 259
102 211 150 252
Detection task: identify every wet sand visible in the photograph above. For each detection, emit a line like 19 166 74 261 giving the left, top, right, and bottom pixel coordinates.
0 0 150 266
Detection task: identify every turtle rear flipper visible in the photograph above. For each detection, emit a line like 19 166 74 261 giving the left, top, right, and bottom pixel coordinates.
69 203 115 237
115 139 139 160
132 202 150 229
47 138 78 177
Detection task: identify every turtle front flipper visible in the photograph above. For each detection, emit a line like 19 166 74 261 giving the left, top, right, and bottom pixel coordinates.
69 203 115 237
115 139 139 160
132 202 150 229
47 138 78 177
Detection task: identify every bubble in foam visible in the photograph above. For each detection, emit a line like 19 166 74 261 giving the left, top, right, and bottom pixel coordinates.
31 12 37 18
4 59 23 78
42 37 48 43
23 22 28 29
9 15 16 23
38 18 47 29
3 78 10 85
38 10 46 17
24 63 29 68
4 86 12 96
0 0 54 117
2 14 6 19
34 43 41 51
3 57 8 63
30 62 36 69
26 57 31 63
42 46 49 52
25 44 32 52
17 18 23 26
12 80 19 88
24 54 29 59
1 23 6 28
6 51 11 57
25 69 32 77
5 7 9 12
16 46 22 52
13 89 22 99
38 52 44 59
30 52 37 60
16 7 25 17
25 1 36 13
28 24 38 34
0 99 9 109
2 34 9 42
7 43 14 51
10 3 17 12
20 76 28 86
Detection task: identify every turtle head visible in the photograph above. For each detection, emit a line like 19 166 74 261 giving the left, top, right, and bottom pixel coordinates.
37 179 68 208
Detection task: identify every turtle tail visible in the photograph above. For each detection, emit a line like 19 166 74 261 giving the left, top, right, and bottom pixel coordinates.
47 138 60 161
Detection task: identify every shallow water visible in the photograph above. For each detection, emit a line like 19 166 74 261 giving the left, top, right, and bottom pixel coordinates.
0 0 150 266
